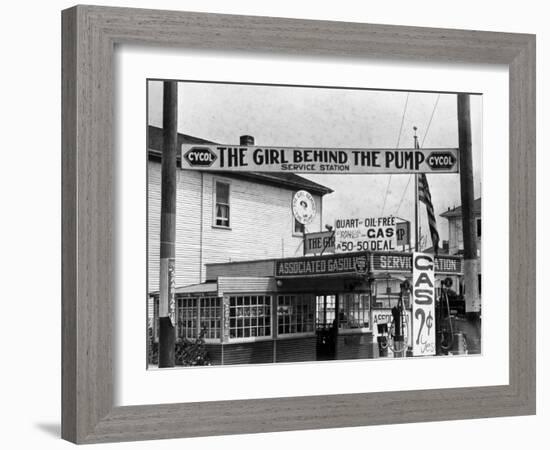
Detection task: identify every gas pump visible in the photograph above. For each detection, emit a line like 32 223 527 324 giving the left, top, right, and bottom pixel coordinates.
376 323 389 357
437 277 454 355
389 281 410 358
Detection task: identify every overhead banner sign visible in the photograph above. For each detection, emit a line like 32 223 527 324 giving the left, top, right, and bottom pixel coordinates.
412 252 436 356
275 253 368 278
335 216 397 253
304 231 335 255
371 252 463 274
181 144 459 174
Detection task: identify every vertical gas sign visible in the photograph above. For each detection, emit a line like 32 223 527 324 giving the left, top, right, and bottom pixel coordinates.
412 252 436 356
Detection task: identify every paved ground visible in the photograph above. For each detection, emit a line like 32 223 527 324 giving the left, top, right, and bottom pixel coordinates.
451 315 482 354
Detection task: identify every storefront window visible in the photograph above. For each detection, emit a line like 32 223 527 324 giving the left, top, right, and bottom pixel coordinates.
176 296 221 340
373 279 410 309
339 293 370 330
200 297 222 339
229 295 271 339
316 295 336 329
277 294 315 335
176 297 198 339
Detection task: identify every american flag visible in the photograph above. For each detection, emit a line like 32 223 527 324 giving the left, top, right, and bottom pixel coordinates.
418 173 440 254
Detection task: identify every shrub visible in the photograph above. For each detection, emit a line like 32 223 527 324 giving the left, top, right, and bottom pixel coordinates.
175 329 211 366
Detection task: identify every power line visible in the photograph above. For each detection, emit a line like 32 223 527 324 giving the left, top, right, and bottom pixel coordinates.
393 94 441 216
421 94 441 148
381 93 409 216
394 173 413 216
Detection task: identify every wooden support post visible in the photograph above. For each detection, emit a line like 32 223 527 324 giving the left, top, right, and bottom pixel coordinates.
158 81 178 368
457 94 480 317
334 294 340 359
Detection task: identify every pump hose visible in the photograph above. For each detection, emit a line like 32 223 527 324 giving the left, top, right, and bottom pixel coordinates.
388 315 408 353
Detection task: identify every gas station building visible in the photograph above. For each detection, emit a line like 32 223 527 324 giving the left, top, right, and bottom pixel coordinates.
148 126 464 366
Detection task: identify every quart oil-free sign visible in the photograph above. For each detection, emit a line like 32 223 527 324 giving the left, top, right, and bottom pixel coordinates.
335 216 397 253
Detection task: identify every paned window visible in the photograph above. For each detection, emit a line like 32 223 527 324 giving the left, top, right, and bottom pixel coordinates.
316 295 336 329
373 279 410 309
176 297 198 339
214 181 230 227
339 293 371 330
294 218 305 235
229 295 271 339
176 296 221 340
199 297 222 339
277 294 315 335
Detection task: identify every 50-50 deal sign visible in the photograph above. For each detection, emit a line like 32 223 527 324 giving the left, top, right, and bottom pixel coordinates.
335 216 397 253
181 144 459 174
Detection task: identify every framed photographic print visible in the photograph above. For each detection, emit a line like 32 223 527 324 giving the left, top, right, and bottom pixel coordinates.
62 5 536 444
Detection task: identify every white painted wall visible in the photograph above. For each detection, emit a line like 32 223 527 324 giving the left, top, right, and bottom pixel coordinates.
148 161 323 291
446 214 482 256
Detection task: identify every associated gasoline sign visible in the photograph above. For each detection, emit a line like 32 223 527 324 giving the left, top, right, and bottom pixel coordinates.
335 216 397 253
275 253 369 278
181 144 459 174
412 252 436 356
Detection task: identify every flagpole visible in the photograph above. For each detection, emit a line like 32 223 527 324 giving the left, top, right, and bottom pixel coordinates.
413 126 419 252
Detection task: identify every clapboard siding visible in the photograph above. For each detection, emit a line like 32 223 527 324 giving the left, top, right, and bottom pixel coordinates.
199 173 321 282
204 344 223 366
336 333 375 360
275 336 316 363
206 260 276 280
217 277 277 295
222 340 274 365
148 163 204 292
148 161 323 292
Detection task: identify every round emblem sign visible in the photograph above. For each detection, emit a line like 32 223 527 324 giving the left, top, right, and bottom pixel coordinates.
292 190 316 225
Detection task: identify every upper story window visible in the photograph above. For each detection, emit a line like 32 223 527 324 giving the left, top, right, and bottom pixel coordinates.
214 180 230 228
292 191 307 236
476 218 481 238
293 218 305 236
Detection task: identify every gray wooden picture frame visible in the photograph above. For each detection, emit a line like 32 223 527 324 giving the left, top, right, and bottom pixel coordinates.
61 5 536 444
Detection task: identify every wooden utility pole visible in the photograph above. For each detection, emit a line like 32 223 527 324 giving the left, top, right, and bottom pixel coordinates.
158 81 178 368
457 94 480 317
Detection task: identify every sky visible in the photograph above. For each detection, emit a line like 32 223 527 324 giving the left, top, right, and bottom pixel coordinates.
148 81 482 246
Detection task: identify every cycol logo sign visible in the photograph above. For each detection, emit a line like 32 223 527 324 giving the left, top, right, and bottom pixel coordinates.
183 146 217 167
426 151 457 171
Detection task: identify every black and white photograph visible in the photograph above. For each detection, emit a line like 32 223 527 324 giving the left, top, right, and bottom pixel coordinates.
1 0 543 447
146 80 482 368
